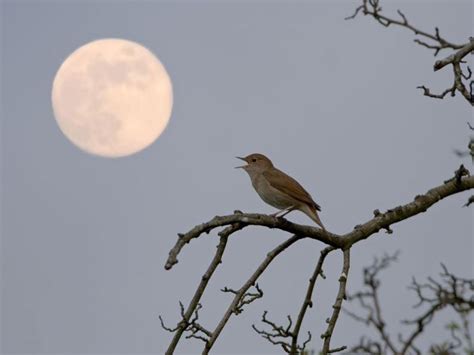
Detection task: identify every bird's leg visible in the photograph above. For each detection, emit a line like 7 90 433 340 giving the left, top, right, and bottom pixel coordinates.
279 206 295 218
270 206 295 218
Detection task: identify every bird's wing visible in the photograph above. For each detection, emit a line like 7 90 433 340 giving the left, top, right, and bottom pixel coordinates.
263 168 321 211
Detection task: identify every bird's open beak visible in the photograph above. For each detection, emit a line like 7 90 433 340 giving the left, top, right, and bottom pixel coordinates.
235 156 247 169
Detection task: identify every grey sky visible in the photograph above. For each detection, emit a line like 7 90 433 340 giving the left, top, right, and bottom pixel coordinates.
1 0 473 354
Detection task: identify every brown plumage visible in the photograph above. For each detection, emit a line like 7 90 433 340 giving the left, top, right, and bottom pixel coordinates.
236 153 325 230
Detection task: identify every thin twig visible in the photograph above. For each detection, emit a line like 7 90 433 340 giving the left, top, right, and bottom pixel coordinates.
203 234 306 354
347 0 473 105
346 254 473 353
290 246 335 353
321 248 351 353
346 0 463 53
164 223 242 354
165 169 474 352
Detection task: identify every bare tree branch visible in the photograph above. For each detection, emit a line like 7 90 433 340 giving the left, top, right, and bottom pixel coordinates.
417 85 456 100
160 302 212 345
291 246 335 353
163 223 242 354
346 0 463 54
221 283 263 315
434 40 474 71
203 234 306 354
252 311 296 353
163 168 474 352
345 252 400 353
253 246 335 354
162 4 474 351
321 248 351 354
346 254 474 354
399 263 474 353
347 0 474 105
166 170 474 270
342 167 473 247
165 210 339 270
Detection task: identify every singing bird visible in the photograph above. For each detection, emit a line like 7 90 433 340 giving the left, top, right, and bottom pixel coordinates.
236 153 325 230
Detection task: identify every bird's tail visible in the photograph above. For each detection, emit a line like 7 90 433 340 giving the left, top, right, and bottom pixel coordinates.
301 203 326 230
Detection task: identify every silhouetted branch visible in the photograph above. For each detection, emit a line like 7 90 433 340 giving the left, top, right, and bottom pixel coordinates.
164 168 474 352
345 252 400 353
321 248 351 354
252 311 298 353
166 169 474 271
417 85 456 100
399 263 474 353
349 336 383 354
291 246 334 353
346 253 474 354
164 224 241 355
203 234 306 354
165 211 339 270
253 246 335 354
221 283 263 315
342 166 473 247
346 0 463 54
433 41 474 71
347 0 474 105
160 302 211 345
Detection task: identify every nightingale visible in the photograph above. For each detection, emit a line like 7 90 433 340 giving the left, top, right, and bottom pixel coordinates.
236 153 325 230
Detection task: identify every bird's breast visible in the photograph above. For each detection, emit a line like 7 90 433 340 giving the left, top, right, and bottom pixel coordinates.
251 174 296 209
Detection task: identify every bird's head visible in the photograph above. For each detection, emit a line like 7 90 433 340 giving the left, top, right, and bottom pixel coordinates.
235 153 274 173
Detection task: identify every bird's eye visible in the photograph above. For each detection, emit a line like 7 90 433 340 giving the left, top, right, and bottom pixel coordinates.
252 158 257 162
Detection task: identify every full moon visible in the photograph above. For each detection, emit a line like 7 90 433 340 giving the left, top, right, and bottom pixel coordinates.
52 38 173 157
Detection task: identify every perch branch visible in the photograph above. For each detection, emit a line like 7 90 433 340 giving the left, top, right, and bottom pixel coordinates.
166 171 474 271
165 211 339 270
165 167 474 352
341 167 474 247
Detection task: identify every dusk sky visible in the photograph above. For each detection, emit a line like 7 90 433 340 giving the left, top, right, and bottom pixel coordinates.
1 1 472 354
